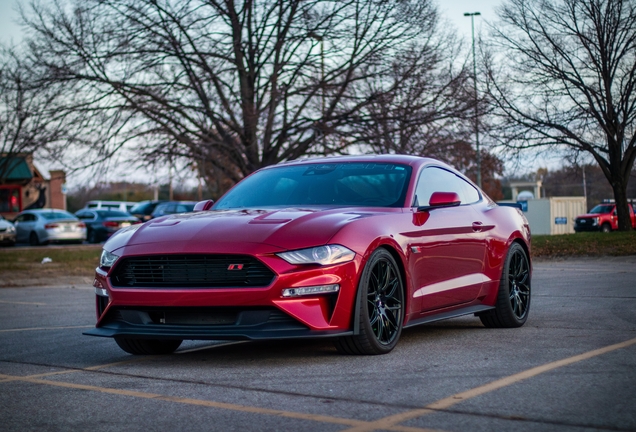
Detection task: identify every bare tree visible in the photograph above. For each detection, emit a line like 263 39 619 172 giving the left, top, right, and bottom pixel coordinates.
24 0 455 194
0 47 72 180
0 42 135 182
486 0 636 230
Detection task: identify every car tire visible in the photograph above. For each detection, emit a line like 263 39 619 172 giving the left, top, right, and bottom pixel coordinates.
114 337 183 355
479 242 531 328
334 248 404 355
601 223 611 233
29 232 40 246
88 230 98 244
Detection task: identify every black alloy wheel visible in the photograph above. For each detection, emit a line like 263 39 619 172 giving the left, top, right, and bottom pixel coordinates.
601 223 611 233
334 248 404 355
479 242 531 328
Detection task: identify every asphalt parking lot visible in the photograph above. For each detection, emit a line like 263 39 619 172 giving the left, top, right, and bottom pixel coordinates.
1 256 635 432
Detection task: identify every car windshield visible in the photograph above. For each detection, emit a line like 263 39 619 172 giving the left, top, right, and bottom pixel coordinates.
97 210 130 218
589 205 614 214
40 211 76 220
214 162 412 210
130 202 151 213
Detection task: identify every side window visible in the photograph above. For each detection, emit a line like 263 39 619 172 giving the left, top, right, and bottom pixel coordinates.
459 179 480 204
414 167 480 206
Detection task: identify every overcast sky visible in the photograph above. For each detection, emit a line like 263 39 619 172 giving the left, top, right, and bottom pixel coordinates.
0 0 503 44
2 0 561 187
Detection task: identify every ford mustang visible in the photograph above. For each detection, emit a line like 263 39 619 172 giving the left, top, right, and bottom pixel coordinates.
85 155 531 355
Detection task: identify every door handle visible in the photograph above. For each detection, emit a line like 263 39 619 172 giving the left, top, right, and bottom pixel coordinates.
472 221 484 232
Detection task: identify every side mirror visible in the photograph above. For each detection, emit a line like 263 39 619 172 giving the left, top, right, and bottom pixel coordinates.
417 192 461 212
193 200 214 212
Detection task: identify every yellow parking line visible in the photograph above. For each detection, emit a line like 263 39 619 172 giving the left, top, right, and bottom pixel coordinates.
0 325 93 333
3 337 632 431
0 373 439 432
341 336 636 431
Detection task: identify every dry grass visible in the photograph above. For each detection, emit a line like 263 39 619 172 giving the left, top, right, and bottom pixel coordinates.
0 245 101 287
532 231 636 258
1 232 635 286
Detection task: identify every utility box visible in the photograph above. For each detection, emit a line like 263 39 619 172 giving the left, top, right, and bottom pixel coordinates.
522 197 587 235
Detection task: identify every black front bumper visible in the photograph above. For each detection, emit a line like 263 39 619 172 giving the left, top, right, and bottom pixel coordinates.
83 306 350 340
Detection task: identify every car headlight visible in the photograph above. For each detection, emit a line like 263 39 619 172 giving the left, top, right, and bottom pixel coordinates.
592 217 599 225
6 226 15 233
100 249 120 269
277 245 355 265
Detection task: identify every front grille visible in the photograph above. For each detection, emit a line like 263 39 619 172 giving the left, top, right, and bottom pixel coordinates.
110 254 275 288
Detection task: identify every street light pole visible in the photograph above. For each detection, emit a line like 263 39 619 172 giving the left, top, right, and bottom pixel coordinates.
309 32 325 145
464 12 481 189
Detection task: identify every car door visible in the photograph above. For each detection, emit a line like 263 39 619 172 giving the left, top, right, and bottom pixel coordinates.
406 167 487 312
14 213 36 243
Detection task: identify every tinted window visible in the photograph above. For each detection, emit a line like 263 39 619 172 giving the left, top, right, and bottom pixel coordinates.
176 204 194 212
16 214 35 222
414 167 480 207
589 205 614 214
130 202 151 213
214 163 412 209
40 211 76 220
97 210 130 218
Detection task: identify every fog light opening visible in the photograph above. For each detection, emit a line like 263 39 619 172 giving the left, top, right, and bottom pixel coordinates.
282 284 340 298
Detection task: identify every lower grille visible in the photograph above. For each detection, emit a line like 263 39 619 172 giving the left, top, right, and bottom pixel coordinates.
110 254 275 288
105 306 307 330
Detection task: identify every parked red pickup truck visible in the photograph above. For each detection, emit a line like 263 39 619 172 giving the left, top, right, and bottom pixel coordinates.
574 202 636 232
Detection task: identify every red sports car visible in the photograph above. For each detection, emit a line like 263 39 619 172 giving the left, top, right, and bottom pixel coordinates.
85 155 531 355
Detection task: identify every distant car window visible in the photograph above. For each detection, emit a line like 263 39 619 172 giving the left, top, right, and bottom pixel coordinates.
40 211 76 220
176 204 195 213
76 212 94 220
589 205 614 214
97 210 130 218
18 214 37 222
414 167 480 207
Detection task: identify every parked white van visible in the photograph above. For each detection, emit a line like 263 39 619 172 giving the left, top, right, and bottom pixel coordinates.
83 201 137 213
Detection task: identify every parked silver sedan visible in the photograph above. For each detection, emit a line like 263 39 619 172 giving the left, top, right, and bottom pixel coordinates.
0 215 16 246
13 209 87 245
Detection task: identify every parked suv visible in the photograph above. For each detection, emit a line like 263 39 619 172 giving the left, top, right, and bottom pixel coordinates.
574 202 636 232
83 200 137 213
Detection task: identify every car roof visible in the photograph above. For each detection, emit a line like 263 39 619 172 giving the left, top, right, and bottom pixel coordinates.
22 208 69 213
273 154 447 169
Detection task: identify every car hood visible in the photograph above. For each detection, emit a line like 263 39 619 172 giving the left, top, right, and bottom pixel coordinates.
105 208 378 254
576 213 603 219
0 220 14 229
